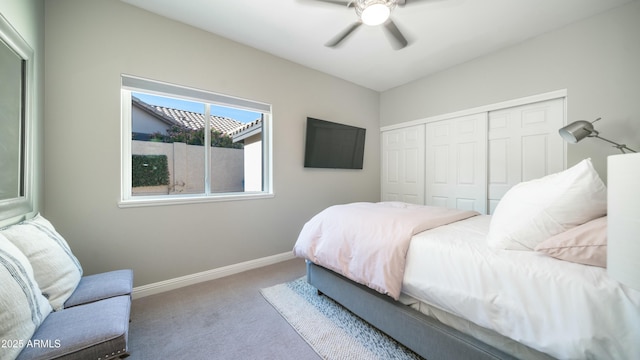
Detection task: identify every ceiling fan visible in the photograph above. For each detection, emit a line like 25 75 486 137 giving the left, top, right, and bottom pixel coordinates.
307 0 428 50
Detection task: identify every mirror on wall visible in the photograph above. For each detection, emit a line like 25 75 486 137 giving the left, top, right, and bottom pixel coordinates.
0 13 34 221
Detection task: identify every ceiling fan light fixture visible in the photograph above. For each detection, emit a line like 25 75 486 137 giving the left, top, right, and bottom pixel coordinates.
361 3 391 26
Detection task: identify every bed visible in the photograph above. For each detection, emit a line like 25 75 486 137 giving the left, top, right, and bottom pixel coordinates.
293 159 640 359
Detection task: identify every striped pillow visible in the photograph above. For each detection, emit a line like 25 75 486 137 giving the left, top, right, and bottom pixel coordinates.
0 233 52 359
2 214 83 310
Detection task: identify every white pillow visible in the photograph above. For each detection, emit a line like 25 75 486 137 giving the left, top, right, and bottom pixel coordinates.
1 214 83 310
0 233 52 359
487 158 607 250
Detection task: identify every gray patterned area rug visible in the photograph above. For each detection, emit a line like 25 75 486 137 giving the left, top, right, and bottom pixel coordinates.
260 277 423 360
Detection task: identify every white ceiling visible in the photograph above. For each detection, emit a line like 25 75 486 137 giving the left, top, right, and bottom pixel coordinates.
121 0 633 92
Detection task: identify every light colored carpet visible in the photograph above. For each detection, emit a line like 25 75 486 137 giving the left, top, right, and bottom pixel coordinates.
128 258 321 359
261 277 423 360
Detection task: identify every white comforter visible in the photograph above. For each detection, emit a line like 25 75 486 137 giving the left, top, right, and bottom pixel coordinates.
403 215 640 360
294 202 478 300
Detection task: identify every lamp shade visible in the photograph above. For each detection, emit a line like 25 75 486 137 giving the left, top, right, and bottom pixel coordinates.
607 153 640 290
559 120 595 143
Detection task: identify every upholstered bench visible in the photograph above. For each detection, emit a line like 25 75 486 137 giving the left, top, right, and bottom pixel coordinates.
64 269 133 308
0 214 133 360
16 296 131 360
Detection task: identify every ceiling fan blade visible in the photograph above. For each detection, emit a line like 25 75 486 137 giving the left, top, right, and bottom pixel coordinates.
384 19 408 49
325 21 362 48
397 0 440 6
303 0 354 7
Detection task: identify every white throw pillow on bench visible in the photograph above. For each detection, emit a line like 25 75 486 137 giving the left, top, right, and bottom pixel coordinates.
0 233 52 360
2 214 83 311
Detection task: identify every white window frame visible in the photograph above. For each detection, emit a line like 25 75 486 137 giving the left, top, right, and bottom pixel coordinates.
0 14 35 226
119 74 273 207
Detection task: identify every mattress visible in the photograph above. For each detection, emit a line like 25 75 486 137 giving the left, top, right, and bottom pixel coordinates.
401 215 640 360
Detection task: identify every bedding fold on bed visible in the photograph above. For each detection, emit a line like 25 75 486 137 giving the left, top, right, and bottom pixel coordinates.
293 202 478 300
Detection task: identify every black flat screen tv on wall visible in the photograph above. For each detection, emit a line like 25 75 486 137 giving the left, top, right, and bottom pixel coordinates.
304 117 366 169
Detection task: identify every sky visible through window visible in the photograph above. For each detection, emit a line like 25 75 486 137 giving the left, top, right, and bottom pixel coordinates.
133 92 260 123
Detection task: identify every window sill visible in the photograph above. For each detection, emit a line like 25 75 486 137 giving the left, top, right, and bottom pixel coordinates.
118 192 274 208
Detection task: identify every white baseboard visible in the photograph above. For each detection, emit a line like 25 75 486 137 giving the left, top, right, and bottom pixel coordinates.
132 252 296 299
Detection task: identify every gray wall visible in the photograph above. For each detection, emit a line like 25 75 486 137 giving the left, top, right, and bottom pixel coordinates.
380 1 640 181
44 0 380 286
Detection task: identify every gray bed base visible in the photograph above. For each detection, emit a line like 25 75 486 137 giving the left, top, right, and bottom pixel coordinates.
306 261 517 360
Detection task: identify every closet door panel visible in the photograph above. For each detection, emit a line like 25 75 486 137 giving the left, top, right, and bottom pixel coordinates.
429 142 450 207
521 134 549 180
488 98 565 213
381 125 425 204
426 114 487 213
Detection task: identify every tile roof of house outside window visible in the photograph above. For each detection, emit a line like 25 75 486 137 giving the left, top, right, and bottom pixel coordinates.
132 96 262 137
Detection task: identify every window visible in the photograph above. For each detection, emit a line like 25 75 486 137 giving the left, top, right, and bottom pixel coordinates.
120 75 272 207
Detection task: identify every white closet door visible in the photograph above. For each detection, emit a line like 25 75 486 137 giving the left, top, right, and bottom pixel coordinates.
425 113 488 213
488 98 565 213
381 125 425 204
